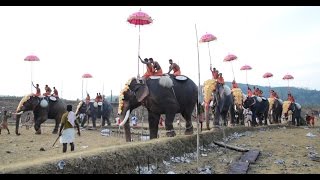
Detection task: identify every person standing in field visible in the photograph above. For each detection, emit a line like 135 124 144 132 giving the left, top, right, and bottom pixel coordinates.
59 105 81 153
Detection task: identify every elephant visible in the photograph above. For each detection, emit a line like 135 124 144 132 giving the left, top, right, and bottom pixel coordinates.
243 96 269 126
203 79 234 129
117 74 198 142
268 98 283 124
75 100 113 128
231 88 245 125
15 94 66 135
282 101 301 126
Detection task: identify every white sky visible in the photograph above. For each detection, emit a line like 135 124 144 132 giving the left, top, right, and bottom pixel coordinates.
0 6 319 100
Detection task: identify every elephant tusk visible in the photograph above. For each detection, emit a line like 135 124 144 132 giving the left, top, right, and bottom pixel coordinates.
119 110 130 127
13 111 24 115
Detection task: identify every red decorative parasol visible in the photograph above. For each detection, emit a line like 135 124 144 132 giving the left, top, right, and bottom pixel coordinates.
240 65 252 85
127 9 153 78
223 54 238 80
283 74 294 92
199 33 217 65
82 73 93 99
24 55 40 93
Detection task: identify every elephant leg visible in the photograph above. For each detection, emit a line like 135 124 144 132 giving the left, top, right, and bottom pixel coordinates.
165 113 176 137
148 113 160 139
181 111 193 135
34 122 41 134
52 119 59 134
92 117 96 128
213 106 220 126
297 115 300 126
106 117 111 126
81 116 87 127
101 117 105 127
251 113 257 126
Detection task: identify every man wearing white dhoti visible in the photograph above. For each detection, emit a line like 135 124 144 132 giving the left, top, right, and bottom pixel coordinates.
59 105 81 153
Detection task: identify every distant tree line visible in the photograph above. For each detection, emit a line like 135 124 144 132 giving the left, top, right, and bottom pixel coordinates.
2 83 320 106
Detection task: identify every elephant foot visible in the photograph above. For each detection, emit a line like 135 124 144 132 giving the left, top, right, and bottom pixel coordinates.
166 130 176 137
184 126 194 135
52 129 58 134
206 123 210 130
35 129 41 135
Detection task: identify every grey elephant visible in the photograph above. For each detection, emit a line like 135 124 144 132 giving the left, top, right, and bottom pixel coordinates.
75 100 113 128
268 98 283 124
117 74 198 142
243 96 269 126
15 94 66 135
282 100 301 126
203 79 234 129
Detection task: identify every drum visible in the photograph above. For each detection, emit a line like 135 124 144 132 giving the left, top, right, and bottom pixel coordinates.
149 76 161 79
49 96 57 101
175 75 187 81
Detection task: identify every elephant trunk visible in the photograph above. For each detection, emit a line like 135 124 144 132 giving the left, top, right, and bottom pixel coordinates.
119 110 131 142
204 102 210 130
14 112 23 135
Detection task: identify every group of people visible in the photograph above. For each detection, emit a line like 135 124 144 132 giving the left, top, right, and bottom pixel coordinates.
32 82 59 98
95 93 103 102
208 64 296 104
139 56 181 80
210 65 225 85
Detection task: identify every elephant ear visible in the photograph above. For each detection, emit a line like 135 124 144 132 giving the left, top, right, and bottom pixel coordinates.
135 84 149 102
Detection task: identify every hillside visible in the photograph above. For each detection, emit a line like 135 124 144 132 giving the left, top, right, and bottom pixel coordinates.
223 82 320 106
1 82 320 108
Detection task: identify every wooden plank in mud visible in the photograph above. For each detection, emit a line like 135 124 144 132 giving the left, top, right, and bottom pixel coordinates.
213 141 249 152
228 161 250 174
240 149 260 163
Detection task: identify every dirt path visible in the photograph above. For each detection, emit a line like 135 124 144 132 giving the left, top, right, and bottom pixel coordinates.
145 126 320 174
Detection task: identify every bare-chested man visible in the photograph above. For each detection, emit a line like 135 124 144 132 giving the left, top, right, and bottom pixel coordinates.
168 59 181 76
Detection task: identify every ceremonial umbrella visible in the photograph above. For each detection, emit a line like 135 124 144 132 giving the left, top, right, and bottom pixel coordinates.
24 55 40 93
240 64 252 85
263 72 273 95
283 74 294 92
223 54 237 80
82 73 93 100
199 33 217 66
127 9 153 78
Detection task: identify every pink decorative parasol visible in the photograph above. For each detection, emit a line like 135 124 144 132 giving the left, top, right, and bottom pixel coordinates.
199 33 217 66
82 73 93 78
263 72 273 78
263 72 273 90
283 74 294 92
24 55 40 93
240 65 252 85
223 54 238 80
82 73 93 99
127 9 153 78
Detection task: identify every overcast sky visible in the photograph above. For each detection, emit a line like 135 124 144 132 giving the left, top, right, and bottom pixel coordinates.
0 6 319 100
